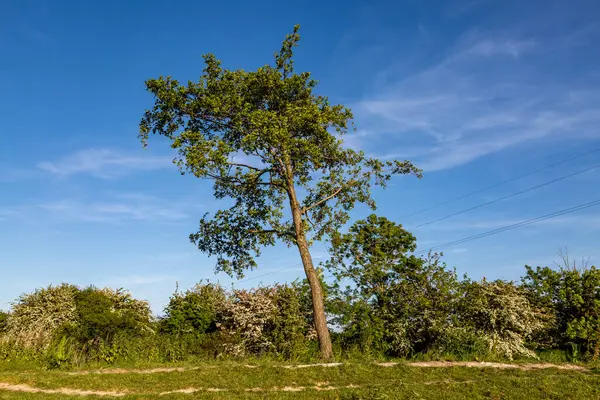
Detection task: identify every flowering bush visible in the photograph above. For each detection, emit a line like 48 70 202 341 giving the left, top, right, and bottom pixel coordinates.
3 284 78 348
459 280 545 359
218 284 314 357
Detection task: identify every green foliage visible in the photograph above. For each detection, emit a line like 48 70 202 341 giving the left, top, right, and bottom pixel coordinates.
427 326 491 360
138 25 420 278
522 264 600 358
458 279 545 359
44 335 73 368
265 284 316 358
62 286 153 346
160 281 226 336
327 215 460 356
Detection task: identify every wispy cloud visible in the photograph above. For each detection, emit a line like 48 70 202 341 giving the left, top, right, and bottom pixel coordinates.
37 194 190 224
38 148 173 179
458 37 537 59
352 27 600 171
101 274 178 288
0 208 22 221
0 167 38 182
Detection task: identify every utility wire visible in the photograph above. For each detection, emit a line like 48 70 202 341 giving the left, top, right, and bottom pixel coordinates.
415 198 600 255
234 198 600 280
237 263 303 283
207 150 600 284
414 162 600 228
401 147 600 219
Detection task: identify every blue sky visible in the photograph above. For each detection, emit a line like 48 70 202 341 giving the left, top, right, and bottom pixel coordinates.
1 0 600 313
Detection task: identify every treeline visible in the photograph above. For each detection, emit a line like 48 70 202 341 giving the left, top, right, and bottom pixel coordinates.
1 216 599 367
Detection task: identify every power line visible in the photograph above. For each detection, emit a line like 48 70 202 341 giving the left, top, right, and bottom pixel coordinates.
414 162 600 229
237 263 303 283
415 198 600 255
401 147 600 219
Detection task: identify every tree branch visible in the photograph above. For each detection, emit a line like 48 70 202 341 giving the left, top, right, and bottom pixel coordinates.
203 169 286 189
227 162 263 171
247 228 296 240
301 183 354 214
300 166 398 214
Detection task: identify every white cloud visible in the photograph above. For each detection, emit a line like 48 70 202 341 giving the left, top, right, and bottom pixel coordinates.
37 193 190 223
460 38 537 58
38 148 173 179
101 274 177 288
352 29 600 171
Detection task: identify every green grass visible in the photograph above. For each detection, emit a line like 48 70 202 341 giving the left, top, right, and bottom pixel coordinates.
0 361 599 399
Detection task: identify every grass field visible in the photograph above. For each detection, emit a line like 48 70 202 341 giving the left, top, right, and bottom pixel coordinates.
0 361 599 399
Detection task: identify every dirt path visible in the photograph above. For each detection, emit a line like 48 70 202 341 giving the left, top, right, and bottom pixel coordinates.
0 381 480 397
67 367 202 376
405 361 587 371
282 362 343 369
0 382 126 397
66 361 587 376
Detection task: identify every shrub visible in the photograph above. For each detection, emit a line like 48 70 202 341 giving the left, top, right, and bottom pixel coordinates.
327 215 461 356
218 284 313 357
265 284 316 358
3 284 78 348
160 281 226 336
522 264 600 358
63 286 153 346
458 279 545 359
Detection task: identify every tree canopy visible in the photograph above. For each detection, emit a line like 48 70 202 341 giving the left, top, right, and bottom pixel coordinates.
139 25 421 278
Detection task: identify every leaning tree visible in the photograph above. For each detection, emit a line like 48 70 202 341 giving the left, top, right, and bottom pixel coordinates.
139 25 421 359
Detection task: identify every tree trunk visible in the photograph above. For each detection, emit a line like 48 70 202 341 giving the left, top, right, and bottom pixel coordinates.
295 231 333 360
284 168 333 360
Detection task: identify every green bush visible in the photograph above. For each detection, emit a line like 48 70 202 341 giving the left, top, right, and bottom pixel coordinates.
522 264 600 358
327 215 461 357
66 286 153 345
160 281 225 336
48 286 155 365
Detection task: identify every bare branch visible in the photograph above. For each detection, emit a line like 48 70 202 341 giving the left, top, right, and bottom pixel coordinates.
248 229 280 234
305 210 316 228
227 162 263 171
301 182 355 214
